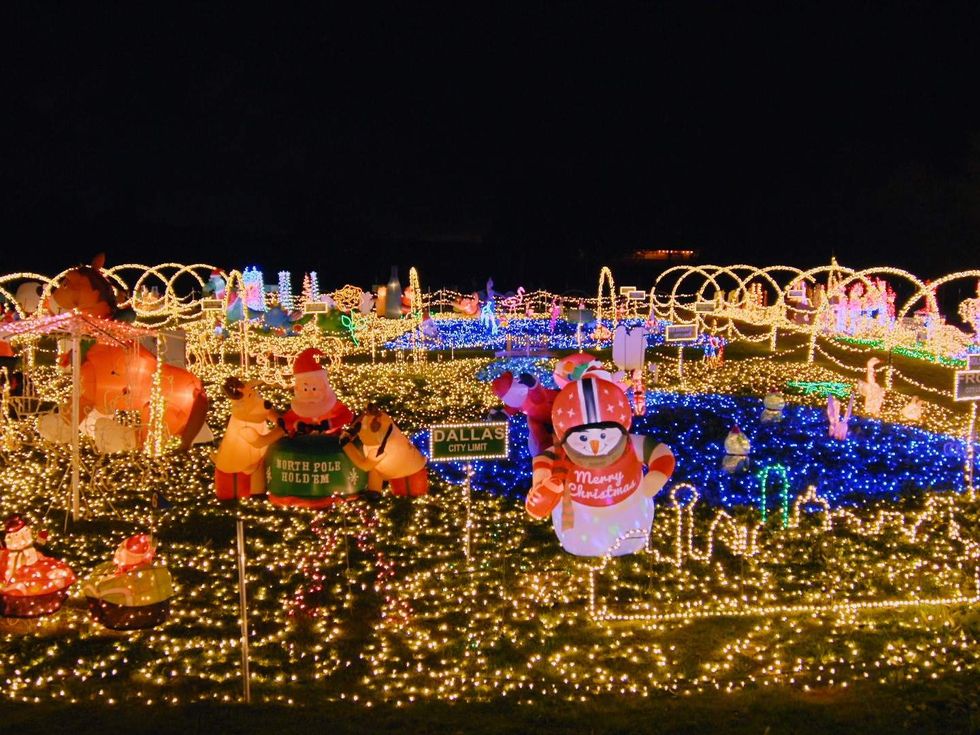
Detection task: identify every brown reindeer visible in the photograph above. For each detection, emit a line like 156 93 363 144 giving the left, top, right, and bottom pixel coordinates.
213 377 282 500
339 404 428 496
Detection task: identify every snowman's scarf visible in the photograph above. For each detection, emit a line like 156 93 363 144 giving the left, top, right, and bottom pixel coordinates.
561 483 574 531
553 446 576 531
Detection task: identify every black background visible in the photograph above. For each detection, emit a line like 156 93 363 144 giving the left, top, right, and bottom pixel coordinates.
4 3 980 292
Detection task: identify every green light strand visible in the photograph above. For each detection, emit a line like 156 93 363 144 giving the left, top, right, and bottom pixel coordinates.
757 463 790 528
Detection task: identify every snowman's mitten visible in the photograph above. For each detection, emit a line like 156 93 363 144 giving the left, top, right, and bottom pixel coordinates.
526 479 564 519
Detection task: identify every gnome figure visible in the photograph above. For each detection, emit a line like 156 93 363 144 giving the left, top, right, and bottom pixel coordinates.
113 534 156 572
0 515 75 600
525 372 675 557
279 348 353 436
722 425 751 473
760 392 785 423
81 533 158 597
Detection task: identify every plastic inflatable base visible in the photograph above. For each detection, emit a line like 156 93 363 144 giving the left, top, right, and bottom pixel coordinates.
0 589 69 618
87 597 171 630
268 493 358 509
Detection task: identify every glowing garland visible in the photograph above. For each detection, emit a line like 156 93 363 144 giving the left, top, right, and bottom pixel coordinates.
588 483 979 623
785 381 851 398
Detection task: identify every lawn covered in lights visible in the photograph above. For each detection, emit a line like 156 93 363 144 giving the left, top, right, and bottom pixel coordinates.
0 354 977 710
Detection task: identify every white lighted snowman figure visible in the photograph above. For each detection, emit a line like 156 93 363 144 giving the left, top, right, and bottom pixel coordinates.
525 371 675 557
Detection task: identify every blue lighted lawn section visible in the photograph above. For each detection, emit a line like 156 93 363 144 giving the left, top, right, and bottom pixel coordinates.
418 392 971 512
385 317 709 352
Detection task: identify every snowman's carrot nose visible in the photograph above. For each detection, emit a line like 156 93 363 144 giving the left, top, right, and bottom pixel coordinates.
590 439 600 454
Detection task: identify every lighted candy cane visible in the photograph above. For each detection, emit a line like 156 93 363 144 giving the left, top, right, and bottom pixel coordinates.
756 463 790 527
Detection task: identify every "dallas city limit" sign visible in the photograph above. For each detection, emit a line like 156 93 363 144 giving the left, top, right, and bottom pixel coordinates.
429 421 510 463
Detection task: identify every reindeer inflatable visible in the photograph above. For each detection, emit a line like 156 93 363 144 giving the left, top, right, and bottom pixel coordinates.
339 404 428 496
213 377 282 500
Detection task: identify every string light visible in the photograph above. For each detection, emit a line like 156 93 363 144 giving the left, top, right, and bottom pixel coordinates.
0 260 976 709
278 272 294 312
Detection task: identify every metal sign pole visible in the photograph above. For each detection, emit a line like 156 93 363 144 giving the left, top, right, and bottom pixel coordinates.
70 323 81 522
463 462 473 562
967 402 977 501
953 369 980 500
236 515 252 703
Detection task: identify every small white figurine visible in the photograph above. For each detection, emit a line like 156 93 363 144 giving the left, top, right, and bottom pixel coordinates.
855 357 886 416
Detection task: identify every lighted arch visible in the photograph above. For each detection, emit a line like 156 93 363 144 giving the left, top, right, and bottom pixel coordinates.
596 266 617 327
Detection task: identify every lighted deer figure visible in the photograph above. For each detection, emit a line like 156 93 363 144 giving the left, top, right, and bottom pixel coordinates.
855 357 885 416
827 394 854 440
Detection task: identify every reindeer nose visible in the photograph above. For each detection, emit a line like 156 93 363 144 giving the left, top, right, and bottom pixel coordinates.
590 439 600 454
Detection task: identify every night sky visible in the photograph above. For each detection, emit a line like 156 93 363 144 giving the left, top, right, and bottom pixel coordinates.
5 4 980 291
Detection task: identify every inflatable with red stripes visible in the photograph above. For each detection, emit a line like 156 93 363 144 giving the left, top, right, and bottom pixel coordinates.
525 369 675 557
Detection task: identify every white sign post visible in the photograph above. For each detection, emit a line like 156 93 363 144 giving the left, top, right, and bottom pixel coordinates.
429 422 510 561
665 324 699 377
236 515 252 703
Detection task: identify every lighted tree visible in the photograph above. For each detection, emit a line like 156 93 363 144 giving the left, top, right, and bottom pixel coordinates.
300 273 314 307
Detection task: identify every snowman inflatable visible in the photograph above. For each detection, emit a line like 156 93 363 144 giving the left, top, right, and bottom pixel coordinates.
525 371 675 557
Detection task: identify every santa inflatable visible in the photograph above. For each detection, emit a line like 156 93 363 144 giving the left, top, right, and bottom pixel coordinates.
83 533 174 630
525 371 675 557
1 515 75 617
278 348 353 436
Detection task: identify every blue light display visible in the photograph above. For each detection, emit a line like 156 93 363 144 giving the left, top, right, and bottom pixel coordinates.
416 392 972 513
385 317 711 352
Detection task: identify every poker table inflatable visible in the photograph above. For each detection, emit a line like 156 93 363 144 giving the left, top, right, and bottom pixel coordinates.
266 434 366 508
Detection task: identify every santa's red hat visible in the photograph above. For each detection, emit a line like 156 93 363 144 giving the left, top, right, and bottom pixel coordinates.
293 348 326 375
113 533 156 572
